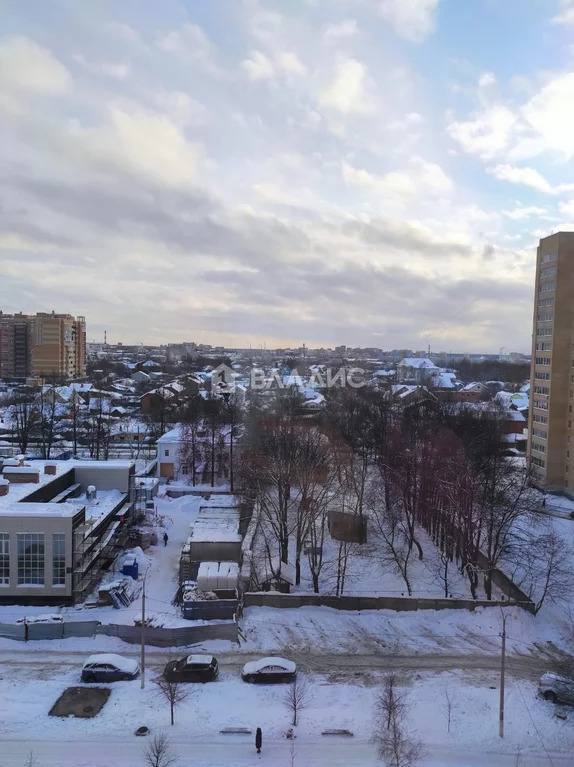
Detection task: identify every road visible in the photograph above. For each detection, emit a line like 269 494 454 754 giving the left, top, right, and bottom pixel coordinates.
0 736 569 767
0 648 547 681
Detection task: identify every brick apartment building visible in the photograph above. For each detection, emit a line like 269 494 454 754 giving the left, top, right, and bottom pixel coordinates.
0 312 86 380
527 231 574 496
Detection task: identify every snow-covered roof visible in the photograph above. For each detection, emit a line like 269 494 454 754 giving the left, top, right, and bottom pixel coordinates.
462 382 486 391
430 371 458 389
0 501 82 518
398 358 438 369
185 654 216 665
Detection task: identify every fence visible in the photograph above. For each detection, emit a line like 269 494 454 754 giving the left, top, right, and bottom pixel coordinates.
242 592 534 613
98 622 238 647
0 620 238 646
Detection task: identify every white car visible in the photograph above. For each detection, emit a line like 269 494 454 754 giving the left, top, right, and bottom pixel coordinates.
241 657 297 684
81 653 140 683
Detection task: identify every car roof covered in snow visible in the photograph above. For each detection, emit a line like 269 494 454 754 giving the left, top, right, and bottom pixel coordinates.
185 654 215 665
83 653 139 671
242 657 296 674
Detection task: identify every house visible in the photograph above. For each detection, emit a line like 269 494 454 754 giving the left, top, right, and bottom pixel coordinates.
131 370 151 384
140 387 176 416
389 384 437 405
397 357 439 384
257 556 296 593
156 423 232 483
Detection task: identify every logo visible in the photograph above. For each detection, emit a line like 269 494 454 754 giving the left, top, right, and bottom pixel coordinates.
210 363 235 395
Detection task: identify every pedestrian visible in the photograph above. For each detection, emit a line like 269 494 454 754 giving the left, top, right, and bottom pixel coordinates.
542 496 546 508
255 726 262 754
163 532 168 547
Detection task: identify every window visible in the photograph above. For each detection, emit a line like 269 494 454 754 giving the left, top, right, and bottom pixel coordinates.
532 428 547 439
0 534 8 585
539 281 555 294
532 442 546 454
536 342 552 351
534 371 550 380
541 251 557 263
534 399 549 410
535 357 551 366
538 297 554 308
540 266 556 278
164 449 170 457
52 534 66 586
537 311 553 322
17 534 44 586
531 456 546 468
533 386 549 395
533 413 548 424
567 451 570 459
536 326 553 336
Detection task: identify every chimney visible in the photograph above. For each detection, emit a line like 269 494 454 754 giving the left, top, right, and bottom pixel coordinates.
44 463 57 476
0 479 9 497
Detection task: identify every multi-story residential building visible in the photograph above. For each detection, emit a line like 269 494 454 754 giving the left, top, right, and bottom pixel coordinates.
527 232 574 495
0 312 86 380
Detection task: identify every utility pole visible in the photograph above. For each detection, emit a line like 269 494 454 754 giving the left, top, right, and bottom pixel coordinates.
140 564 151 689
499 613 508 737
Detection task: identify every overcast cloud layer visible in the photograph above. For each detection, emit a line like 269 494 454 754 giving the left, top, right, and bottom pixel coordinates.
1 0 574 352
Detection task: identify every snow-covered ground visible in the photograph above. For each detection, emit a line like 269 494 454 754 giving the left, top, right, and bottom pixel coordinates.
0 664 572 767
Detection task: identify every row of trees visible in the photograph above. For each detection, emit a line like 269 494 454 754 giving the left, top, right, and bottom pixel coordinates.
238 387 568 611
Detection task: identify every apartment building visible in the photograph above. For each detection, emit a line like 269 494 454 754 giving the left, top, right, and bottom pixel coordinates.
0 312 86 380
527 232 574 495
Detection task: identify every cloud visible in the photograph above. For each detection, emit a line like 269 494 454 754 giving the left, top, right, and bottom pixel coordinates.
155 23 219 74
0 36 71 96
502 205 549 220
549 1 574 26
70 107 201 188
276 52 307 77
449 72 574 163
324 19 358 43
378 0 441 43
73 54 131 80
318 57 375 114
488 164 574 195
342 157 453 203
447 105 516 161
241 50 275 80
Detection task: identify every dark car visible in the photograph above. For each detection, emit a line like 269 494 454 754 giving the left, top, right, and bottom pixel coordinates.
241 657 297 684
163 654 219 683
81 653 139 683
539 673 574 705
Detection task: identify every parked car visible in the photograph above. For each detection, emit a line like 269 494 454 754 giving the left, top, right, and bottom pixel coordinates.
163 654 219 683
241 657 297 684
81 653 140 683
539 673 574 705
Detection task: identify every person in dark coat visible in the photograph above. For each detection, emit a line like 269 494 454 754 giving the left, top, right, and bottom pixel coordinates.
255 727 262 754
163 532 168 546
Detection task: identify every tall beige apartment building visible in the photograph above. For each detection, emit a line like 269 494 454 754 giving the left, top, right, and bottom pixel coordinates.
528 232 574 495
0 312 86 380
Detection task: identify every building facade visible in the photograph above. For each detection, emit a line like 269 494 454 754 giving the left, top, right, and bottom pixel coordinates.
0 312 86 380
527 232 574 495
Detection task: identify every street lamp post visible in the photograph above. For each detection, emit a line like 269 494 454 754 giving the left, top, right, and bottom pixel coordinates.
499 613 509 738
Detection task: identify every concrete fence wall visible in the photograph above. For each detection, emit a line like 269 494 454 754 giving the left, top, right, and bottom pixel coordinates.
242 592 530 612
0 620 238 645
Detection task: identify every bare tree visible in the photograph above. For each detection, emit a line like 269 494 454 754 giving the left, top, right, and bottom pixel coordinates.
442 689 454 733
23 752 39 767
144 731 177 767
373 676 423 767
154 676 190 726
281 677 312 726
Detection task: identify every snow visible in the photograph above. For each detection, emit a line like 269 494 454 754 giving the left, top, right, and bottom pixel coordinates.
242 657 296 675
399 357 438 369
0 501 81 518
83 653 139 673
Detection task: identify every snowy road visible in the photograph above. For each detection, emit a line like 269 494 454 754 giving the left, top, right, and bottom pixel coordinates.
0 648 547 681
0 737 569 767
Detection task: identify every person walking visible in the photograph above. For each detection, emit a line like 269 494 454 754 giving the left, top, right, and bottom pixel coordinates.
255 727 262 754
163 532 168 546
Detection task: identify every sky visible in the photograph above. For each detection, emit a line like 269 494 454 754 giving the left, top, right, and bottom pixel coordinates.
1 0 574 353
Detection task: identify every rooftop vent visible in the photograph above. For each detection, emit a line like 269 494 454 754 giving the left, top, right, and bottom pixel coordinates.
86 485 97 502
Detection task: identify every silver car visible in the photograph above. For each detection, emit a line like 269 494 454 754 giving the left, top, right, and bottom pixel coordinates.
539 672 574 705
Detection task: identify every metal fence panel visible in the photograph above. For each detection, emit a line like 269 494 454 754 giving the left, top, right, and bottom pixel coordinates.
0 623 26 641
